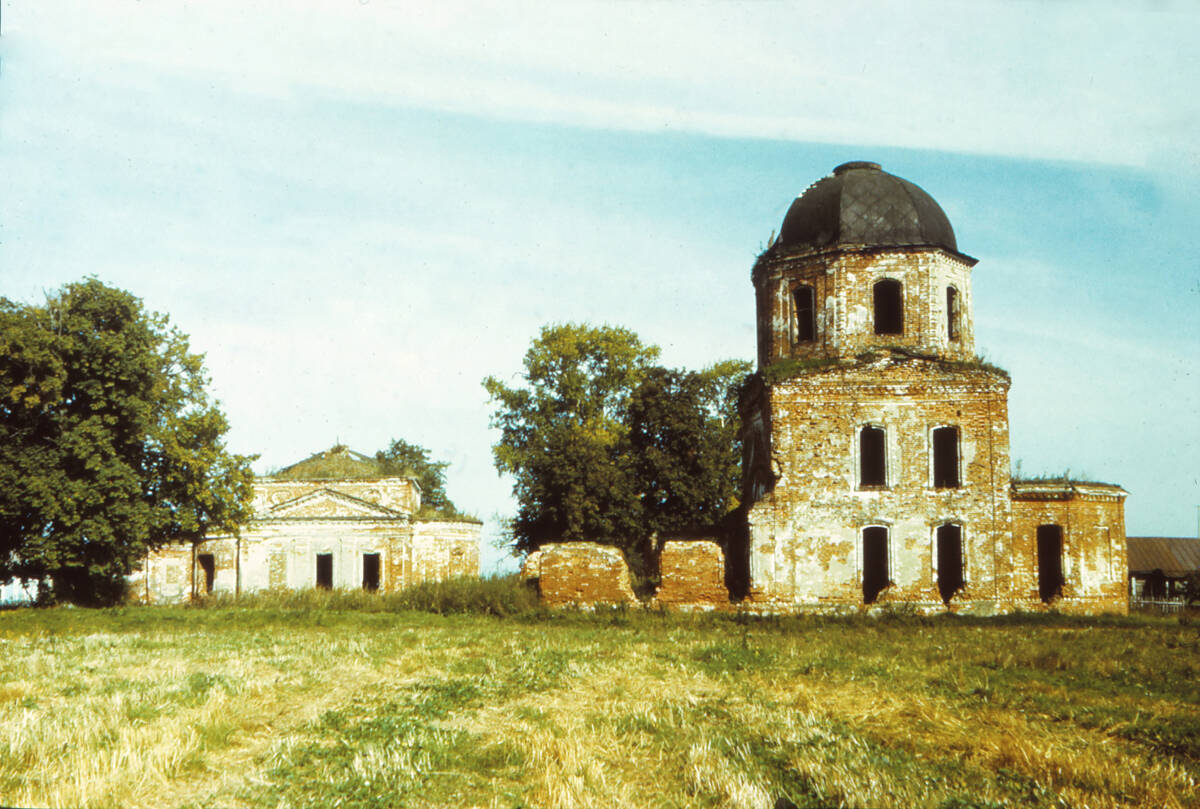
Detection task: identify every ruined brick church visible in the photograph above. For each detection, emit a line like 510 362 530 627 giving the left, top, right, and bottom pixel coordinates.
130 446 480 602
736 161 1128 614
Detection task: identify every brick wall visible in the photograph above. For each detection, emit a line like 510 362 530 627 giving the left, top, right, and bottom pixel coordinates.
754 247 978 367
744 358 1015 613
1011 482 1128 614
524 542 637 608
655 540 730 610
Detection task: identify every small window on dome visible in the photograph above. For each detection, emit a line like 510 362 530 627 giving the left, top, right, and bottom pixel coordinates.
947 286 960 341
874 279 903 335
793 285 816 343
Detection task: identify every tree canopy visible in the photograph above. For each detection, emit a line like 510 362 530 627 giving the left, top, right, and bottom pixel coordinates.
0 279 255 604
375 438 461 519
484 323 749 578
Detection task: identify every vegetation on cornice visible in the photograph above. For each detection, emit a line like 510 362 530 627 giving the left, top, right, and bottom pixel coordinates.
1011 473 1121 490
757 349 1009 388
856 347 1010 380
761 356 844 385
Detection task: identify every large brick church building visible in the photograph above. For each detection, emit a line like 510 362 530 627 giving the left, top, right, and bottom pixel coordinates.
737 162 1127 614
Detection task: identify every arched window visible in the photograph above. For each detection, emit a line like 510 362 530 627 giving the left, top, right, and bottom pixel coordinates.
793 284 816 343
932 426 960 488
935 524 963 604
1036 525 1064 602
859 425 886 487
862 526 890 604
873 279 903 335
947 286 960 341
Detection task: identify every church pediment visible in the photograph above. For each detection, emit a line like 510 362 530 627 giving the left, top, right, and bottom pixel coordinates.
260 489 406 520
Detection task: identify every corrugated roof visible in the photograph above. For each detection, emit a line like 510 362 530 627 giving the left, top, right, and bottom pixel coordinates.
1127 537 1200 577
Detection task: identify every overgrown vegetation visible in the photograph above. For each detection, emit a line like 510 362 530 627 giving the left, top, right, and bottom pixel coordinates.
1 601 1197 809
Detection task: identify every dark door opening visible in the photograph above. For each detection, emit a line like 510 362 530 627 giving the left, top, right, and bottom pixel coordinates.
1036 525 1064 603
197 553 215 594
860 426 887 487
873 279 903 335
362 553 381 592
316 553 333 590
932 426 960 488
862 526 889 604
936 524 963 604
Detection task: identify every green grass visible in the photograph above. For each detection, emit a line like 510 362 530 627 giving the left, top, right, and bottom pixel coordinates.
1 597 1197 809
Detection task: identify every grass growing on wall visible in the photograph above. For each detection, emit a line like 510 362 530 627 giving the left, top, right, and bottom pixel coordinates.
0 603 1197 809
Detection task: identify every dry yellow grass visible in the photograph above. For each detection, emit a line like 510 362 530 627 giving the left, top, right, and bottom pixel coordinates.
1 605 1196 809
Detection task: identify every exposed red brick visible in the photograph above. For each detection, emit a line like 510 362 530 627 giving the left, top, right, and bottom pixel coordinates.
526 542 637 608
655 540 730 611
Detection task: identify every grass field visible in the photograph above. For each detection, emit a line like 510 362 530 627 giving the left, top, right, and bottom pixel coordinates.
1 584 1198 809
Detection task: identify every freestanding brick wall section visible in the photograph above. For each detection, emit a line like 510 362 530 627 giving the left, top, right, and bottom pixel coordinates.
524 542 637 608
655 540 731 610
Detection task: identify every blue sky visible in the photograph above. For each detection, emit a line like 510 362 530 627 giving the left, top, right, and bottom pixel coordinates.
2 1 1198 571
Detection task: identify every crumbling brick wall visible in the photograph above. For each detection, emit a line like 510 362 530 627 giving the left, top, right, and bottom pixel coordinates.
1011 482 1128 614
655 540 730 610
524 542 637 608
743 358 1015 614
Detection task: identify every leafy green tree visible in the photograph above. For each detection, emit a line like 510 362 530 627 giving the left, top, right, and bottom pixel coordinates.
627 359 750 539
375 438 458 518
484 323 749 578
0 279 255 604
484 324 659 561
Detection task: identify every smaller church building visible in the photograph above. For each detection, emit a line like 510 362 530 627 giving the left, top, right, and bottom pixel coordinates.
129 446 481 602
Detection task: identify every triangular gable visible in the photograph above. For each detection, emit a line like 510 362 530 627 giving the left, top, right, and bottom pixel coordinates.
262 488 406 520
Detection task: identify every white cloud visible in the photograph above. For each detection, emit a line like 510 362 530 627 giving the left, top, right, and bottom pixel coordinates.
9 1 1199 170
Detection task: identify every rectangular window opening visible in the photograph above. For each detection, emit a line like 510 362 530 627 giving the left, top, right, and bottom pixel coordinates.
1036 525 1064 603
316 553 334 590
935 525 963 604
860 426 887 488
932 426 960 488
873 279 904 335
362 553 381 592
862 527 889 604
793 285 816 343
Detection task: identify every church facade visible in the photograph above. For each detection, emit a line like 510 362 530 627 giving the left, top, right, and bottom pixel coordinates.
738 162 1127 615
129 446 480 603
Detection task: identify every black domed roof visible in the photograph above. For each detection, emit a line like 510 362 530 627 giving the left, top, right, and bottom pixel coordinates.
778 162 957 252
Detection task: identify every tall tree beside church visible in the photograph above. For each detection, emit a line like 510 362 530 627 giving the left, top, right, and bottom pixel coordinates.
484 323 748 577
627 359 750 539
484 324 659 564
0 279 255 604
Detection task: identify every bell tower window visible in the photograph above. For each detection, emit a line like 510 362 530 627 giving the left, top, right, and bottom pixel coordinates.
947 286 960 341
873 279 903 335
793 284 816 343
